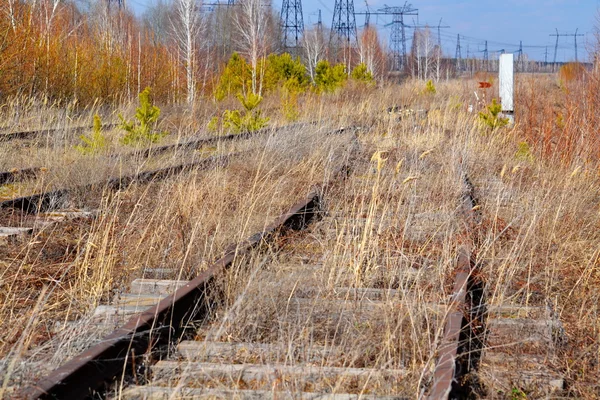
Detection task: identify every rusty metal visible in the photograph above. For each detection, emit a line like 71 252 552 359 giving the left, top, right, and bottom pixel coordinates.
17 132 355 398
427 173 485 399
428 247 472 399
0 154 233 214
19 191 322 399
116 121 316 160
0 124 119 142
0 167 42 185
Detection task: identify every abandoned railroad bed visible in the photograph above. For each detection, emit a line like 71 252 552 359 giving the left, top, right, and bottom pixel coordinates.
1 116 568 399
0 121 339 212
3 119 565 399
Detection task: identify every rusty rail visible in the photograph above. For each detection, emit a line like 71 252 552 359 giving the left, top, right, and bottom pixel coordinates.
19 191 323 399
0 168 43 186
0 124 119 142
114 121 317 161
16 129 358 398
0 153 234 214
427 173 485 399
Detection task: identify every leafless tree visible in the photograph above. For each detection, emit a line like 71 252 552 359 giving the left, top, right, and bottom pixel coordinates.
358 26 384 81
410 27 436 80
6 0 17 32
143 0 173 42
302 27 326 82
172 0 203 104
233 0 270 95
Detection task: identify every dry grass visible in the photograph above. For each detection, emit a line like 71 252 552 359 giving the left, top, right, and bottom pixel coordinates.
1 72 600 398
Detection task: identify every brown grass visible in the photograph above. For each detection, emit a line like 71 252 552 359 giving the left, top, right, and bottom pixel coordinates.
1 72 600 397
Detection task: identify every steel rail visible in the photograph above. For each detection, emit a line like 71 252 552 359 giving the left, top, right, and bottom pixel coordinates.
0 153 234 214
0 124 119 142
19 190 323 399
0 121 351 213
114 121 318 161
0 121 323 188
17 131 358 398
0 167 43 185
427 173 485 399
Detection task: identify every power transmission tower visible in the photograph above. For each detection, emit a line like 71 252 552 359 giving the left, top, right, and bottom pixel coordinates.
516 40 523 72
436 18 443 47
455 34 462 72
550 28 559 69
378 2 418 71
106 0 124 11
317 9 322 31
331 0 357 47
281 0 304 49
550 29 584 68
363 0 370 28
573 28 583 62
483 40 489 71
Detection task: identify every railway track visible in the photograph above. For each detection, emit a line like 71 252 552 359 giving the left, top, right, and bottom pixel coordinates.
6 124 565 399
0 122 336 208
0 121 317 187
0 153 233 214
0 123 120 142
3 114 564 400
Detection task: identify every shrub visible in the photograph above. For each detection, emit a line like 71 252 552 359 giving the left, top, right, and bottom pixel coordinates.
222 92 269 133
281 93 300 122
207 116 220 133
315 61 347 92
350 63 373 83
119 87 167 146
75 114 106 155
214 53 252 101
515 141 534 163
424 79 436 94
264 53 309 94
478 99 509 130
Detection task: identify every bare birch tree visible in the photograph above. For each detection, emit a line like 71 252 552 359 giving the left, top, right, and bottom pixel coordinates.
172 0 202 104
358 26 384 81
233 0 269 95
302 27 326 83
411 27 436 80
6 0 18 32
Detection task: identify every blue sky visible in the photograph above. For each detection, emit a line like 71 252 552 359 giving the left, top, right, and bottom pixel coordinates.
130 0 599 61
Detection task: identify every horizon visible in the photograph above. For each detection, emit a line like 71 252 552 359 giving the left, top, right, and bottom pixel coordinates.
127 0 599 62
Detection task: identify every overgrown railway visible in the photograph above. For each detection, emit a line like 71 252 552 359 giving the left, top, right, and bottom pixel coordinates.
2 120 566 399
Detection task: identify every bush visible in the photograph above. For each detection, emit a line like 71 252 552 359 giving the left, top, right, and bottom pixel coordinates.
214 53 252 101
478 99 509 130
75 114 107 155
515 141 534 163
221 92 269 133
281 93 300 122
424 79 436 94
119 87 167 146
351 63 373 83
264 53 309 94
315 61 347 92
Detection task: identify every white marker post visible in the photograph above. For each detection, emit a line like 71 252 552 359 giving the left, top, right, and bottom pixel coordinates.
499 53 514 123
